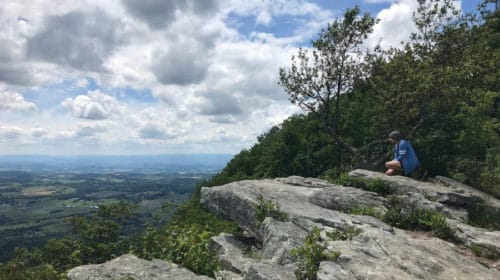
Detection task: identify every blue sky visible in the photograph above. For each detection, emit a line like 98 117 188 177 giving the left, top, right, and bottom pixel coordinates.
0 0 492 155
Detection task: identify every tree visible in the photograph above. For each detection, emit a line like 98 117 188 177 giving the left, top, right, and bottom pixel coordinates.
279 6 376 167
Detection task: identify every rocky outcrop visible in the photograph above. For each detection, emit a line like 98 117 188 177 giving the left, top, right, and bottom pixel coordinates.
68 170 499 280
349 169 500 209
201 171 500 279
67 254 211 280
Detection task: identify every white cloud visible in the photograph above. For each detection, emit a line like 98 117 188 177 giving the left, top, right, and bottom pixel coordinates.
0 91 37 111
366 0 462 49
7 0 463 155
62 90 122 120
138 122 179 140
30 127 48 138
0 126 25 141
73 124 107 138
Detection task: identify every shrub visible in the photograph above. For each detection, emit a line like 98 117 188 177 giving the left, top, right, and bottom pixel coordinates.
291 227 340 280
255 194 289 226
334 174 393 196
470 244 499 260
326 226 362 241
348 207 384 220
466 203 500 231
383 197 457 241
132 224 219 277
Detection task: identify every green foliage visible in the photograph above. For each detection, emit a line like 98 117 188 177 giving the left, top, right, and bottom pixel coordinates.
470 243 499 260
347 207 384 220
383 196 457 241
130 187 239 277
132 224 219 276
466 203 500 231
291 227 340 280
208 114 339 185
255 194 289 226
326 226 362 241
0 201 138 279
334 173 393 196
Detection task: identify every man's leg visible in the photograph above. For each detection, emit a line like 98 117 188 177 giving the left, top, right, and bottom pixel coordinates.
385 160 402 175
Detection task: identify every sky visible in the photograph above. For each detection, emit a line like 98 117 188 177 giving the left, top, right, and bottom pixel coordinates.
0 0 490 155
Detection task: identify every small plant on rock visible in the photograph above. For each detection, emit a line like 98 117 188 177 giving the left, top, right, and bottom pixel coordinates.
255 194 289 226
326 226 362 241
383 196 457 241
291 227 340 280
348 207 384 220
334 173 393 196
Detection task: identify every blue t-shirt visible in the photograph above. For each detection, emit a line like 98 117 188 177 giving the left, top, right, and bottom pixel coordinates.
394 140 420 175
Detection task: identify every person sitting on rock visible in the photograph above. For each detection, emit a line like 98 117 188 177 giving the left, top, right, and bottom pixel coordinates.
385 131 420 176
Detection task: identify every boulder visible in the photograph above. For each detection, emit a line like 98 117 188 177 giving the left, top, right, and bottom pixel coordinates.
210 233 261 274
319 227 499 280
67 254 211 280
349 169 500 210
201 173 500 279
68 170 500 280
309 185 387 214
452 222 500 259
260 217 308 264
244 263 296 280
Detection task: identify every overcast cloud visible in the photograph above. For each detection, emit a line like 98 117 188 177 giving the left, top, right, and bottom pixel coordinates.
0 0 472 155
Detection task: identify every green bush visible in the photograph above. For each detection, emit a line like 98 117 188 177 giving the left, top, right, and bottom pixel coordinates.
348 207 384 220
291 227 340 280
326 226 362 241
470 244 499 260
334 174 393 196
131 188 240 277
132 224 219 277
467 203 500 231
255 194 289 226
383 197 457 241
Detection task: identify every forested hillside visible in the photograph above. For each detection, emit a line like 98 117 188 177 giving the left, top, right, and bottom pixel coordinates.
0 1 498 279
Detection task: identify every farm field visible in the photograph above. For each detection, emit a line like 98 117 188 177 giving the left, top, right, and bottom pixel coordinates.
0 171 211 261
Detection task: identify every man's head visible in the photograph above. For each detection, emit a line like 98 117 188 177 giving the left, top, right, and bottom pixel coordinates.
388 130 401 144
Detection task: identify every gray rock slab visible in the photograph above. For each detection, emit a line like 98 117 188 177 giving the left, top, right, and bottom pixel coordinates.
67 254 212 280
201 177 393 242
260 217 308 265
244 263 296 280
349 169 500 209
452 222 500 259
320 228 500 280
210 233 261 274
309 185 387 214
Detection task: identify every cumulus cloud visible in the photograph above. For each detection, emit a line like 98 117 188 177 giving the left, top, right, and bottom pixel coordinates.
138 122 178 139
0 126 25 141
198 92 243 117
228 0 325 26
74 124 107 138
26 9 124 72
0 91 37 111
366 0 419 49
5 0 454 154
366 0 461 49
62 90 121 120
122 0 219 29
30 127 48 138
152 42 210 85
